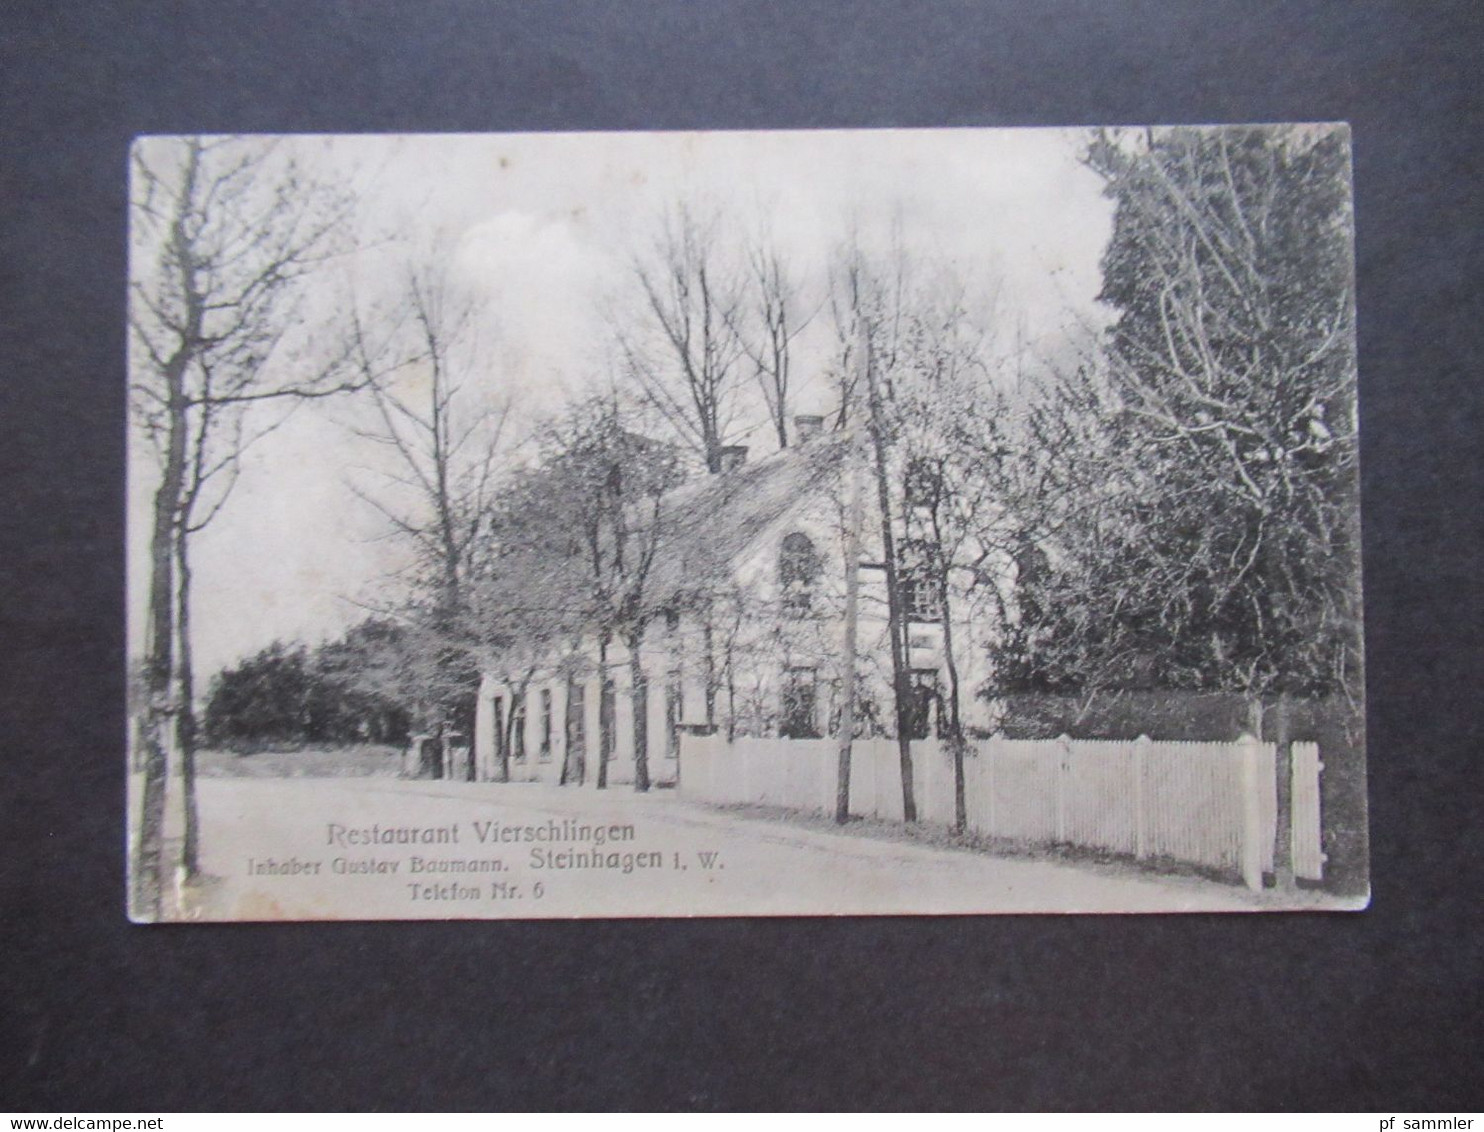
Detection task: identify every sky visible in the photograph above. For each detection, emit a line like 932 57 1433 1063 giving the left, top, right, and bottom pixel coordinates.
128 128 1117 680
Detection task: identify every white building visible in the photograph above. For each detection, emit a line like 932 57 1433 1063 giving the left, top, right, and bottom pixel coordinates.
473 418 1005 789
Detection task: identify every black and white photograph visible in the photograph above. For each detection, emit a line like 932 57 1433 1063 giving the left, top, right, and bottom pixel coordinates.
126 125 1368 922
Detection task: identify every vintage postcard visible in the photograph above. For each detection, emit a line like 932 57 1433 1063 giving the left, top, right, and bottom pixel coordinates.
127 126 1368 921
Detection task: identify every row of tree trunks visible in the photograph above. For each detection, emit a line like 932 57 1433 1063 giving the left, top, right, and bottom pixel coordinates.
489 649 656 793
130 137 371 917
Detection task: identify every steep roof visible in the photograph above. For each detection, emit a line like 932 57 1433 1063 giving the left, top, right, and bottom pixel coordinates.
648 432 852 607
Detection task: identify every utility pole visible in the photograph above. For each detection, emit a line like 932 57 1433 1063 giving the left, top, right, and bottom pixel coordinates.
862 335 918 823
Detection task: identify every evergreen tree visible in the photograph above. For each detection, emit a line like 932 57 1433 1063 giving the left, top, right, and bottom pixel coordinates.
997 126 1362 716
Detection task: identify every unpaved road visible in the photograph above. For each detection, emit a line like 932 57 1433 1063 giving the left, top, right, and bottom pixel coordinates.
169 776 1346 920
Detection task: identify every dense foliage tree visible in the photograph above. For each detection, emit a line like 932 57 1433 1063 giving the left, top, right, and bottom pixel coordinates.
343 254 513 773
203 626 413 750
992 126 1361 720
487 397 689 789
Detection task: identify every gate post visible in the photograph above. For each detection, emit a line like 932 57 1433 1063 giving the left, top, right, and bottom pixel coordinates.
1238 732 1264 892
985 740 997 838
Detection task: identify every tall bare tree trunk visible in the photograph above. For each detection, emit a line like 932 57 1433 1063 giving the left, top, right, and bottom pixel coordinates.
501 693 522 783
628 628 651 792
132 152 208 918
561 670 586 786
597 632 614 789
130 138 365 915
939 591 967 834
132 351 190 919
664 612 682 770
863 345 918 823
835 442 864 824
174 529 201 878
702 617 718 728
413 700 443 779
725 643 738 742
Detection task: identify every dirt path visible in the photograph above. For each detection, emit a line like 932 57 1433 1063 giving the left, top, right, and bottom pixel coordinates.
164 776 1350 921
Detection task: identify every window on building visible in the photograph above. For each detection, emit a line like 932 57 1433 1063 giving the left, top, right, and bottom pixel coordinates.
779 532 821 617
908 668 941 740
780 666 820 739
539 688 553 762
511 693 526 762
899 538 942 622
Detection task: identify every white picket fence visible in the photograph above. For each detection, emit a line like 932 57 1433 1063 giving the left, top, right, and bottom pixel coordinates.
679 732 1324 889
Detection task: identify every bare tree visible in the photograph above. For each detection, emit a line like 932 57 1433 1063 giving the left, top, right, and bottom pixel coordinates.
889 283 1000 832
833 437 865 823
128 136 366 918
975 360 1148 713
510 396 688 790
352 261 509 607
824 230 911 430
346 256 513 762
825 237 1014 829
731 231 814 449
619 202 748 473
469 476 593 783
827 238 921 822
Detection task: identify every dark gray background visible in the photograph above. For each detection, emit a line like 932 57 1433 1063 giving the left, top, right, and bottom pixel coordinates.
1 1 1479 1112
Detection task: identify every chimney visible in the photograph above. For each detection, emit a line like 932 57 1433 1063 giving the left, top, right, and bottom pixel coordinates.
717 444 749 473
793 414 824 442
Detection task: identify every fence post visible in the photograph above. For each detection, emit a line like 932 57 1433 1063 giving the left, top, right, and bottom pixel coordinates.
985 740 996 838
1055 734 1071 844
1291 742 1327 882
1133 734 1150 860
1238 732 1264 892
